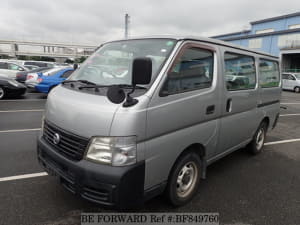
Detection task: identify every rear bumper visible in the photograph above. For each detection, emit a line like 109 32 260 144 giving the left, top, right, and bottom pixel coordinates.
37 135 145 208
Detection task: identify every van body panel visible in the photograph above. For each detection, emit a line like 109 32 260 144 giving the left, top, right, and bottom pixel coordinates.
144 41 221 189
109 95 150 162
144 118 218 189
45 86 119 138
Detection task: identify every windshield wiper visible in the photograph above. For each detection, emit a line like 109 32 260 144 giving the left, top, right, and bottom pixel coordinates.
117 84 147 89
62 79 97 85
78 84 147 90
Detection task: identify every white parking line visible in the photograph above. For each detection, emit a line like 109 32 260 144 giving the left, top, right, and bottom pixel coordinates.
281 102 300 105
0 172 48 182
265 138 300 146
280 113 300 117
0 109 44 113
0 99 46 102
0 128 41 133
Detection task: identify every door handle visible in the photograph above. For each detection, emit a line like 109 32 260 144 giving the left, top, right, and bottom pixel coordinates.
226 98 232 112
206 105 215 115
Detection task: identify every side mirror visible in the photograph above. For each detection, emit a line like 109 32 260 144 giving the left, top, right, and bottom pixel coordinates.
132 57 152 85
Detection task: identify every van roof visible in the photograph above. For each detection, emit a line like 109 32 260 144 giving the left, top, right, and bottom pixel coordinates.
105 35 279 59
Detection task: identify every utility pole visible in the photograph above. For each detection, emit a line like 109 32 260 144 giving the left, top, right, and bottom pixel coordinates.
125 13 130 39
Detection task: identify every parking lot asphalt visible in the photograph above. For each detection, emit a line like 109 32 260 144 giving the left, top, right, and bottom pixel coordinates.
0 91 299 225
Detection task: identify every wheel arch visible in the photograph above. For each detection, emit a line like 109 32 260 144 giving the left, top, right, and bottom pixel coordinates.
168 143 207 181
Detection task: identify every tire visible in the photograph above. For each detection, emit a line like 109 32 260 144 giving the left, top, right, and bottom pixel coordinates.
247 122 267 155
166 152 201 206
0 87 6 100
294 86 300 93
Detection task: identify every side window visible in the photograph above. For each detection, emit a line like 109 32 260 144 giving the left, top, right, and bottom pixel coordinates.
282 74 288 79
0 62 8 69
163 47 214 95
8 63 23 71
259 59 280 87
61 70 74 78
289 75 296 80
224 52 256 91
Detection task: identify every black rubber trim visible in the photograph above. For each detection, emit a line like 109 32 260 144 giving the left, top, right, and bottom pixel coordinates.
257 100 280 108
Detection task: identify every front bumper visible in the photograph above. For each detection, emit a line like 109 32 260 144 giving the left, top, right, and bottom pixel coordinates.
37 135 145 208
6 86 26 96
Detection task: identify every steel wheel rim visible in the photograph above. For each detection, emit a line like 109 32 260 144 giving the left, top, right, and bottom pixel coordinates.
176 161 198 198
0 87 4 99
295 87 300 93
256 128 265 150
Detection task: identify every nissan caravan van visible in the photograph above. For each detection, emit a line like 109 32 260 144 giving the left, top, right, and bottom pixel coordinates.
37 37 281 208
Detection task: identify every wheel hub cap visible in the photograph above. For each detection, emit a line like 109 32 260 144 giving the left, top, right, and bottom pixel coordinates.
176 161 198 198
256 128 264 150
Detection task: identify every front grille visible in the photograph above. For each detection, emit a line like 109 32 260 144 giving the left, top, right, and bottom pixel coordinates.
43 120 89 161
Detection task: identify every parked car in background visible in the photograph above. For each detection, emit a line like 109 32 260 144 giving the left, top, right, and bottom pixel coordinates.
0 61 28 79
35 68 74 93
25 67 66 89
0 74 26 99
23 61 55 68
24 65 40 70
282 73 300 93
16 67 51 83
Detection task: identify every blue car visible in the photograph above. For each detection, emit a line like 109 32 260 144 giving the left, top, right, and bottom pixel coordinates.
35 68 74 93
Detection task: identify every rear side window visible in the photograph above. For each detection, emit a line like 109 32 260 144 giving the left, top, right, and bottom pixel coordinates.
162 47 214 95
259 59 280 88
224 52 256 91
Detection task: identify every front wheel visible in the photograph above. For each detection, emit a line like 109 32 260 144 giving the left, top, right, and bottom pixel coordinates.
166 152 201 206
247 122 267 155
294 86 300 93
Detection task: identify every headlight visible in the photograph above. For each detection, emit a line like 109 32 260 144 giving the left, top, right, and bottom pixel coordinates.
8 80 19 87
85 136 137 166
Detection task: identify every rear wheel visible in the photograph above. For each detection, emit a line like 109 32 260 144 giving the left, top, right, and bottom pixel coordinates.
247 122 267 154
294 86 300 93
0 87 5 99
166 152 201 206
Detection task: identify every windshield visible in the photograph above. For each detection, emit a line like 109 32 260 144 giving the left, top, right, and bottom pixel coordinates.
69 39 177 86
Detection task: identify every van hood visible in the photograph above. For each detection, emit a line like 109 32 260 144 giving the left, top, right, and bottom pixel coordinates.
45 86 120 138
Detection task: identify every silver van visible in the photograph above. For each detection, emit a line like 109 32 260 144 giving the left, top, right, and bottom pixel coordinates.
282 73 300 93
37 37 281 208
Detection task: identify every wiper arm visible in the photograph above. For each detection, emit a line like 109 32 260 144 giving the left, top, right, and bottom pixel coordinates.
78 84 108 90
62 79 97 85
78 84 147 90
117 84 147 89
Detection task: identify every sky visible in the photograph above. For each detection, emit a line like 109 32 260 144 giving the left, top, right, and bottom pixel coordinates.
0 0 299 46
